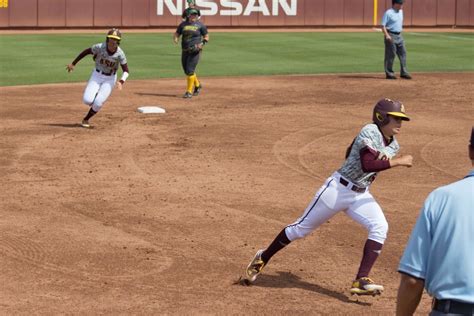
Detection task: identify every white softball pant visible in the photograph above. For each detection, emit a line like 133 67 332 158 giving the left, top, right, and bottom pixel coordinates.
285 172 388 244
83 70 116 112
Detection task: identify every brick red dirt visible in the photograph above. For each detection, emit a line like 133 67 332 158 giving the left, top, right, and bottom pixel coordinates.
1 73 473 314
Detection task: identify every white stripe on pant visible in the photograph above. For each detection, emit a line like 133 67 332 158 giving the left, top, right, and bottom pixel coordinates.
285 172 388 244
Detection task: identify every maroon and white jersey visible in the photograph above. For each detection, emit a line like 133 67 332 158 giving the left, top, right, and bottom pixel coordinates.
92 42 127 74
338 123 400 187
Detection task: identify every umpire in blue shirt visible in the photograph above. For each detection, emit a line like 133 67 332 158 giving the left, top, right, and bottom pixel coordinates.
396 127 474 315
382 0 412 80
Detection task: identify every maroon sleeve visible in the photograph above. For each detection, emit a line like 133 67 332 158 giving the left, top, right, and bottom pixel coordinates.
359 146 391 172
72 48 93 66
120 63 129 73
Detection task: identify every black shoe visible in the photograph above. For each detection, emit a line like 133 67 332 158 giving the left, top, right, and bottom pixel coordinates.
401 74 412 79
183 92 193 98
386 75 397 80
193 84 202 96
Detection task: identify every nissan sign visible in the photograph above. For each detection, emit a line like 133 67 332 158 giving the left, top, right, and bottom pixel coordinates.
157 0 297 16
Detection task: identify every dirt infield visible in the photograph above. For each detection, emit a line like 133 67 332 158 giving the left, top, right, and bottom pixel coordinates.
1 73 473 314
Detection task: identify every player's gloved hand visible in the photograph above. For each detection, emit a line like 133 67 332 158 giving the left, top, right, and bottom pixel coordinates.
66 64 75 72
188 44 202 54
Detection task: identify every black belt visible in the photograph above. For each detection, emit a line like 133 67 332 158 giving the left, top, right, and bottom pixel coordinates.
433 299 474 314
388 31 401 35
339 178 366 193
96 69 115 76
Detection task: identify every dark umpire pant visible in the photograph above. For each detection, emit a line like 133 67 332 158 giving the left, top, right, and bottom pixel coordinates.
430 299 474 316
384 32 410 77
181 50 201 76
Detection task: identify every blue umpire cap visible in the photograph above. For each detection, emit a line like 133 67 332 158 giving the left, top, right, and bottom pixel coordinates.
393 0 404 4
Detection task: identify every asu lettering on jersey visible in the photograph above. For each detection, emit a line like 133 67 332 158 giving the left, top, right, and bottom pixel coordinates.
91 43 127 75
338 123 400 187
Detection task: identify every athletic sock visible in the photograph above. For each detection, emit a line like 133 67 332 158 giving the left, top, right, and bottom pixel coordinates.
261 228 291 264
83 108 97 121
186 75 195 93
356 239 383 279
194 74 200 88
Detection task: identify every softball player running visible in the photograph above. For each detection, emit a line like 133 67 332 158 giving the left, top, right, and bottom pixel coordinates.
173 8 209 99
66 28 129 128
245 98 413 296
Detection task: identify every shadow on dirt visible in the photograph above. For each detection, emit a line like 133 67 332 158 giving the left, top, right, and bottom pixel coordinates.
44 123 85 128
135 92 178 98
337 75 382 80
251 271 372 306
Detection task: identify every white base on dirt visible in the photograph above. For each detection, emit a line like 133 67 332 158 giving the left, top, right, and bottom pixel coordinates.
137 106 166 114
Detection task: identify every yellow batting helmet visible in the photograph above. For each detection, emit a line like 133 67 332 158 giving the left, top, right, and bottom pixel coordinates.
106 28 122 41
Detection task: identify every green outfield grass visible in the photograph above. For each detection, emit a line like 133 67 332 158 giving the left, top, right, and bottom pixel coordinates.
0 32 473 86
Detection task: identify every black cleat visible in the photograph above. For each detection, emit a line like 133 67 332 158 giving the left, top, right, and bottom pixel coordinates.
193 84 202 96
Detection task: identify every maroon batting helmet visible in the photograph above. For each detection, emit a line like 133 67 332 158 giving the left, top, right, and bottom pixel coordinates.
373 98 410 127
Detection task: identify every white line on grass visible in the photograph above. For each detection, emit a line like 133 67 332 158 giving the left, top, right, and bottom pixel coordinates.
410 32 474 41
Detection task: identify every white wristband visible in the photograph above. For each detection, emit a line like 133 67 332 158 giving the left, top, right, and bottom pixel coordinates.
120 72 129 82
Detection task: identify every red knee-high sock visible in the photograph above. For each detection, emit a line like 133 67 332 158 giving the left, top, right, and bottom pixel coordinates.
356 239 383 279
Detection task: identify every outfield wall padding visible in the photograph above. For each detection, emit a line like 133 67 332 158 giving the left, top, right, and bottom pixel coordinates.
0 0 473 28
66 0 93 27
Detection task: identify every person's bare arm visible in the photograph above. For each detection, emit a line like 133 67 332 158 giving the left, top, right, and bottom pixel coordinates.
173 32 180 44
396 273 425 316
382 26 392 42
390 155 413 168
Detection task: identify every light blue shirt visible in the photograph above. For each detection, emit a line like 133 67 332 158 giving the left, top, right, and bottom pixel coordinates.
399 169 474 303
382 8 404 33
